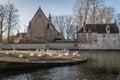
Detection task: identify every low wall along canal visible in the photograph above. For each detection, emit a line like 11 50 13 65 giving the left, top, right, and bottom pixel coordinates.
0 43 120 50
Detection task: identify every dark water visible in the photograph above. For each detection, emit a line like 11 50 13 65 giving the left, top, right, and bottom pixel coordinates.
0 51 120 80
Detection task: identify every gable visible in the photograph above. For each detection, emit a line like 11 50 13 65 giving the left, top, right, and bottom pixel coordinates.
27 7 64 41
34 15 45 26
31 8 48 24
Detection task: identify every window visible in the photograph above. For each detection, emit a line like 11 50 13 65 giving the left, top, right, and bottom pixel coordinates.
58 33 60 36
88 28 92 33
107 27 110 31
74 44 77 47
103 34 105 38
47 23 49 29
94 40 97 42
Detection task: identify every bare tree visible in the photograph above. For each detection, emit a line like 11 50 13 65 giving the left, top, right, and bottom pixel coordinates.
89 0 104 24
65 16 76 40
74 0 115 27
96 6 115 24
52 15 76 40
52 16 66 38
97 6 106 23
0 4 7 43
5 2 19 43
74 0 92 28
116 13 120 30
104 7 115 23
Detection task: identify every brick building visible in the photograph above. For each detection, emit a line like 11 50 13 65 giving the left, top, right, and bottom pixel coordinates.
27 7 64 43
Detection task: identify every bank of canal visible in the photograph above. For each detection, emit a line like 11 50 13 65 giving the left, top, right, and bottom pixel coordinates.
0 51 120 80
0 50 87 71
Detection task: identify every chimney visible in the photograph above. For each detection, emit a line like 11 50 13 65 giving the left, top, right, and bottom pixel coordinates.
83 21 86 33
49 13 52 22
115 19 117 24
17 30 19 34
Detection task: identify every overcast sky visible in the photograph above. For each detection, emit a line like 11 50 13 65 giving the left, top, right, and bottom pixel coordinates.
0 0 120 33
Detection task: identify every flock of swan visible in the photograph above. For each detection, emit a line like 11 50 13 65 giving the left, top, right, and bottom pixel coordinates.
3 49 81 58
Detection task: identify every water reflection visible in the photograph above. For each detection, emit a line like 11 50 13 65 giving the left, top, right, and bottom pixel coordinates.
80 51 120 69
1 51 120 80
3 74 34 80
42 66 78 80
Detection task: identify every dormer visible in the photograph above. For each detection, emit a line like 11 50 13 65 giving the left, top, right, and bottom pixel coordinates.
106 24 110 34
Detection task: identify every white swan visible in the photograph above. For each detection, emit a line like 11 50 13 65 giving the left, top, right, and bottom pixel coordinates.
58 54 63 57
38 53 42 57
64 53 69 56
5 51 9 55
30 53 34 57
48 53 53 56
19 54 23 58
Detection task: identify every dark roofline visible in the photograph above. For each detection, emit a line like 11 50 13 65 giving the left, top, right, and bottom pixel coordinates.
78 23 119 33
16 32 27 36
17 32 27 34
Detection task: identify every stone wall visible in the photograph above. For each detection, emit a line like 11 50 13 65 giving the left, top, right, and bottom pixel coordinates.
0 43 78 50
47 43 78 49
78 32 120 50
0 44 46 50
78 33 97 43
0 42 119 50
78 43 119 50
97 34 119 49
79 33 120 50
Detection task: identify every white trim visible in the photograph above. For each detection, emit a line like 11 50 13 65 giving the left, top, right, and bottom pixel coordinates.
106 25 110 34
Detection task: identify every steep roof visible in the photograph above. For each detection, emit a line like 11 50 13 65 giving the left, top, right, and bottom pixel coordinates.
78 23 119 34
29 7 59 33
16 33 27 37
30 7 48 22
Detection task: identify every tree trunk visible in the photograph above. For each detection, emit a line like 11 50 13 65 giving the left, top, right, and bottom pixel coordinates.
0 20 3 43
7 27 10 43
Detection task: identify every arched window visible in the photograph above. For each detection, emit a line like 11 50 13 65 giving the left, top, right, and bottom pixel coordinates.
47 23 49 29
58 33 60 36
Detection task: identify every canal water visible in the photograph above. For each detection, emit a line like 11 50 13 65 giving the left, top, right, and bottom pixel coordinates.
0 51 120 80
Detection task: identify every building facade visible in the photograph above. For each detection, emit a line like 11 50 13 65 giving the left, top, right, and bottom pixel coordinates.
78 23 120 49
27 8 64 43
15 32 28 43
